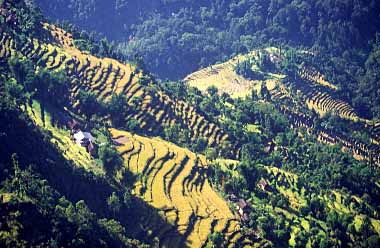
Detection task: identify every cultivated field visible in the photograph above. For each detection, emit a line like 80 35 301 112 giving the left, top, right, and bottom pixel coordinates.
110 128 254 247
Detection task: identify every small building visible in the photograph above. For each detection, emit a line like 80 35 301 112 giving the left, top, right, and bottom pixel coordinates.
257 179 270 192
73 131 94 146
86 140 96 156
264 141 275 154
236 199 250 222
229 194 238 202
251 229 262 239
67 119 80 133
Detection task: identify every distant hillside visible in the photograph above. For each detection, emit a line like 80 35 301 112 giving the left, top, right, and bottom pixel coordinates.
184 47 380 166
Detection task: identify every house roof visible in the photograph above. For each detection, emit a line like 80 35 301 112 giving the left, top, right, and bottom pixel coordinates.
257 179 268 187
237 199 248 209
73 131 94 142
229 194 238 202
67 119 80 130
113 136 130 145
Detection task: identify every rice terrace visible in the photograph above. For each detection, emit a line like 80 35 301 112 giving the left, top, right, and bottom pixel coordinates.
1 0 380 247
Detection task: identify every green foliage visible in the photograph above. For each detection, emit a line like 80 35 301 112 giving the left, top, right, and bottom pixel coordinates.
8 56 70 107
164 124 190 147
98 145 123 175
36 0 380 82
354 42 380 118
34 69 70 106
107 93 128 127
77 90 104 120
206 231 223 248
235 59 261 80
0 156 140 247
7 57 35 91
107 192 122 216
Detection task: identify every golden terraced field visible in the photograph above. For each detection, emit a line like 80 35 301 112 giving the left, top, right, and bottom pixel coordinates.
110 128 255 248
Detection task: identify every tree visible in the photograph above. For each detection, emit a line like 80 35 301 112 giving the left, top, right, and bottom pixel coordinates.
205 147 217 161
125 119 140 133
8 57 35 91
123 190 132 207
294 230 308 248
10 153 24 198
234 59 256 79
192 137 208 153
107 192 121 217
206 231 223 248
164 124 181 142
207 86 218 97
107 93 127 127
75 200 96 232
37 69 69 105
98 146 123 175
326 210 339 230
78 90 101 120
4 78 28 107
359 216 374 238
367 235 380 248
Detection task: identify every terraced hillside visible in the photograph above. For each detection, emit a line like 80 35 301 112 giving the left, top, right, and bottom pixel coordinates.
279 106 380 166
215 160 380 247
261 166 380 245
110 129 258 248
0 25 229 147
184 50 262 98
184 48 380 164
184 48 359 122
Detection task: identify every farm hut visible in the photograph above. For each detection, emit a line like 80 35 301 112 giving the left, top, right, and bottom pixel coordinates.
257 179 269 192
236 199 250 222
67 119 80 133
229 194 238 202
73 131 94 146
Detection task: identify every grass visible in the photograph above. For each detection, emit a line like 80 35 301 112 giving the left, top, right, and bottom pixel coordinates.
245 124 261 133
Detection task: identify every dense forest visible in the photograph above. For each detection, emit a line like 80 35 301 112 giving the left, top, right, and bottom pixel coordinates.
1 0 380 247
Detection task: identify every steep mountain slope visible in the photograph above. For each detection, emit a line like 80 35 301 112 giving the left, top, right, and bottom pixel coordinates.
18 96 255 247
35 0 380 86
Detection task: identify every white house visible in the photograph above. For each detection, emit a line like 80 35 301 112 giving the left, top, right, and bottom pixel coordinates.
73 131 94 146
